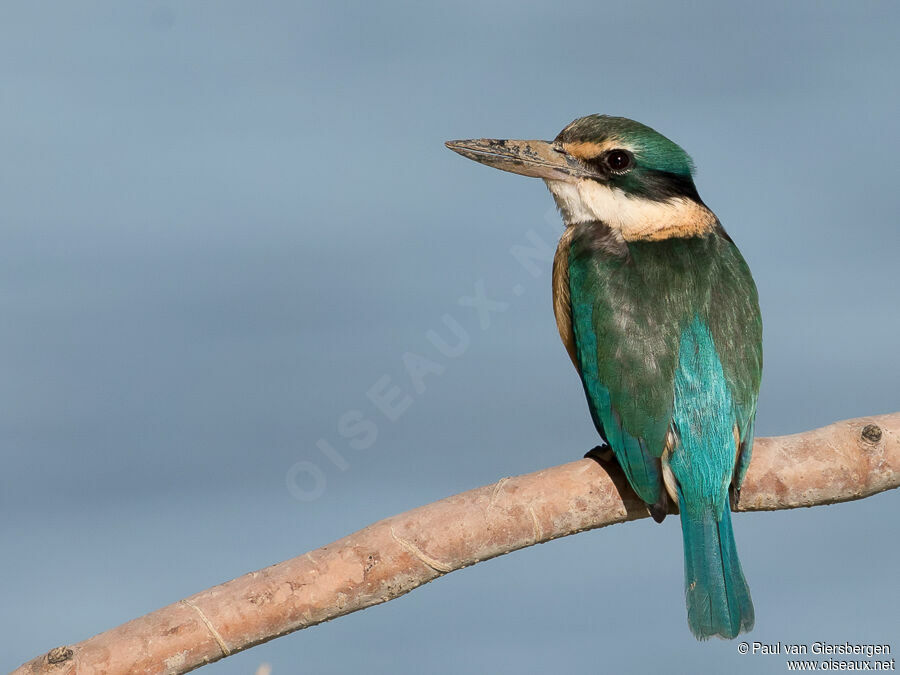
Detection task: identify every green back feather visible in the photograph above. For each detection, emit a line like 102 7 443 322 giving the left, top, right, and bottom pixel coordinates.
568 229 761 501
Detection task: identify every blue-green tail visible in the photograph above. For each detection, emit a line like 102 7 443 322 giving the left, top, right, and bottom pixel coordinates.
679 497 754 640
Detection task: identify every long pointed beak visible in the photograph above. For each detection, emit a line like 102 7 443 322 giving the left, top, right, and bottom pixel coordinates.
444 138 595 181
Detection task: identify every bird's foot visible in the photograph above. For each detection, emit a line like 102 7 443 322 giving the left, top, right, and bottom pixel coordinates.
584 444 614 463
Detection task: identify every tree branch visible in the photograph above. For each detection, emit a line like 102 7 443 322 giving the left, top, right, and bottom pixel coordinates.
14 413 899 674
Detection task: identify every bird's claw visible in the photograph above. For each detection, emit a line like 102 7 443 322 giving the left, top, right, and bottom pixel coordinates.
584 445 615 463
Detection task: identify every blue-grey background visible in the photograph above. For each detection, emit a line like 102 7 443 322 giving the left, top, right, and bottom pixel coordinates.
2 2 898 673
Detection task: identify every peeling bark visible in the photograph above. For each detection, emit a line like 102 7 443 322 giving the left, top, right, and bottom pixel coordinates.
13 413 899 675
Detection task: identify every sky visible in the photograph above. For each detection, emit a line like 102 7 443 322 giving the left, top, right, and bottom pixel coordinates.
1 1 898 673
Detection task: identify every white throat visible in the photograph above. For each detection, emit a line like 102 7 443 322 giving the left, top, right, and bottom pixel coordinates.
544 179 716 241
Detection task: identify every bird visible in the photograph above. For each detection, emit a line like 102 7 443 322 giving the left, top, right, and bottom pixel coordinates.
446 115 762 640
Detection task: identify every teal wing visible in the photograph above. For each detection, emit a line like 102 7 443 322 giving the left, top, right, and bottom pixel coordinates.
567 250 672 506
704 237 763 490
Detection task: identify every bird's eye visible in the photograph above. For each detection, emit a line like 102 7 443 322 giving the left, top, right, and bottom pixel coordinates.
605 149 633 173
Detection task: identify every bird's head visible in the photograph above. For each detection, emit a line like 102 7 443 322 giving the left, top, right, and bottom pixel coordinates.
446 115 717 241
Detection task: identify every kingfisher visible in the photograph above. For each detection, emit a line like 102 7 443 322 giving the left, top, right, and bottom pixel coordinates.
446 115 762 640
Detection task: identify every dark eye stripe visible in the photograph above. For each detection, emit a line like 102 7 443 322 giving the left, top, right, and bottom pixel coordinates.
583 149 634 175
